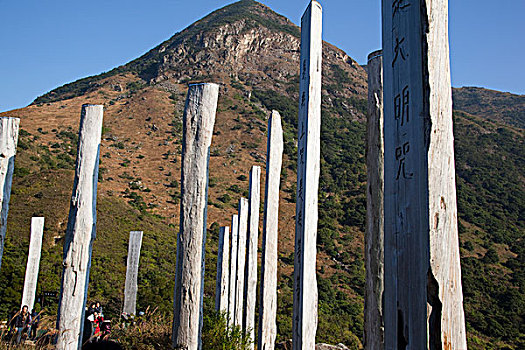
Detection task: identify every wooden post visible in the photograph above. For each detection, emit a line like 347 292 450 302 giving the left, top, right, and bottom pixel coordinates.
244 166 260 347
293 2 322 349
365 50 384 350
382 0 467 348
234 197 248 328
228 215 239 324
258 111 284 350
0 117 19 271
123 231 143 315
21 217 45 312
215 226 230 313
172 83 219 350
56 105 103 350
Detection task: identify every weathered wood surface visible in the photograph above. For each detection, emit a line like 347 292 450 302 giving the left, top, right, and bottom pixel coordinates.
293 2 322 349
228 215 239 324
258 111 284 350
382 0 467 348
123 231 143 315
173 83 219 350
0 117 19 271
21 217 45 312
364 50 384 350
234 197 249 328
56 105 103 350
215 226 230 313
244 166 260 347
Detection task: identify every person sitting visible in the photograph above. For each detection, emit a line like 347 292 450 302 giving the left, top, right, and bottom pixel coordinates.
13 305 31 344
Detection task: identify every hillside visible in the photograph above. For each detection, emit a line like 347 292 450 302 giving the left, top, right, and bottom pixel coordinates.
453 86 525 128
0 1 523 349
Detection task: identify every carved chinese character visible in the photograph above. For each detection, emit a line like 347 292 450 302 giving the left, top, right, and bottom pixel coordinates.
394 86 410 125
299 122 305 140
392 37 407 67
395 142 413 180
298 179 304 201
301 60 307 80
392 0 410 18
402 86 409 124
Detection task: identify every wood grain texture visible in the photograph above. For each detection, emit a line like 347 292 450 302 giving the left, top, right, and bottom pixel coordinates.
365 51 384 350
244 166 260 348
215 226 230 313
123 231 143 315
382 0 467 348
0 117 19 271
234 197 248 328
21 217 45 312
293 2 322 349
172 83 218 350
258 111 283 350
56 105 103 350
228 215 239 325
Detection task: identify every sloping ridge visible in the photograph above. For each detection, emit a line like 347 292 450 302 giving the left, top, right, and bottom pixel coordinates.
453 86 525 128
33 0 300 105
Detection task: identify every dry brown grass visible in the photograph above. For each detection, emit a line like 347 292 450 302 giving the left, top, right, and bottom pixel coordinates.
110 307 171 350
0 76 354 294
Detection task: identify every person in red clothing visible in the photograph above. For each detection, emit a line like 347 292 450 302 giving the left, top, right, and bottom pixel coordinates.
93 311 104 339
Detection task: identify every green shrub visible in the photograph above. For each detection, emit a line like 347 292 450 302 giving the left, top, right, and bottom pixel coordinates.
202 310 251 350
483 247 500 264
227 185 242 194
218 193 231 204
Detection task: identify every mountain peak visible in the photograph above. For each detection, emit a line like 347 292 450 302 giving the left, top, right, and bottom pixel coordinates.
34 0 307 104
160 0 299 46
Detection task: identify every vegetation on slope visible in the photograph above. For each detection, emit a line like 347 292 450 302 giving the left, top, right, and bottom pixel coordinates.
453 111 524 348
0 0 522 348
4 75 525 350
453 87 525 128
0 128 175 319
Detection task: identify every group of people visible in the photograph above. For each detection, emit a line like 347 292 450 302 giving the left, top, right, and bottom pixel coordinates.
2 302 115 346
83 301 111 344
6 305 41 344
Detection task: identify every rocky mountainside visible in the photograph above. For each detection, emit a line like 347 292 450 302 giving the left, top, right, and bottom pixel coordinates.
34 0 366 109
0 1 523 348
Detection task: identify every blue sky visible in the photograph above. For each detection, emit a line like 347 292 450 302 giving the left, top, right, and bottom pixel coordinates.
0 0 523 112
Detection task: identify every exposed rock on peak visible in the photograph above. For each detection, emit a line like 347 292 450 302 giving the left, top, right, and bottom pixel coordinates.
33 0 366 108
